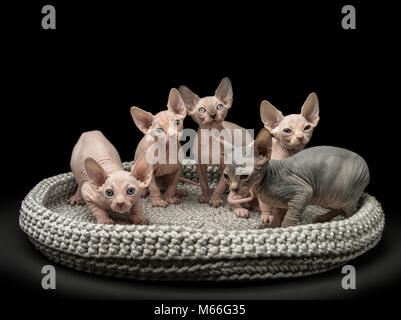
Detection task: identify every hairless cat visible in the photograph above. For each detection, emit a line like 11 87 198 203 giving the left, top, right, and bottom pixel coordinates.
69 130 153 225
225 128 370 228
228 93 320 220
179 77 252 208
131 88 197 208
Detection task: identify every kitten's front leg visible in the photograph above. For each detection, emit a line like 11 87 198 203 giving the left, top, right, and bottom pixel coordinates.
231 203 249 218
68 183 85 205
158 174 187 197
130 200 150 225
209 172 227 208
258 198 275 225
197 163 211 203
149 175 168 207
281 191 312 227
86 201 114 224
164 167 181 205
257 199 285 229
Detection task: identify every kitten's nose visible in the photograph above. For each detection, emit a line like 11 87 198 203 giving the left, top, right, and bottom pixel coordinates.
116 202 125 208
210 113 216 118
296 135 303 141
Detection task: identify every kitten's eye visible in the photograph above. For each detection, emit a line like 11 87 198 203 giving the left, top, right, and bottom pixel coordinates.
304 125 311 130
155 128 164 135
105 189 114 197
223 173 229 180
283 128 292 134
240 175 249 180
127 187 136 195
217 104 224 110
199 108 206 113
174 120 180 126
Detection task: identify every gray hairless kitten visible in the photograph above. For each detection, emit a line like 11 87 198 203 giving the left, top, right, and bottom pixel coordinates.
225 128 370 228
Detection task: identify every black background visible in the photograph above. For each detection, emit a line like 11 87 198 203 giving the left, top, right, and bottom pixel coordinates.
1 0 400 306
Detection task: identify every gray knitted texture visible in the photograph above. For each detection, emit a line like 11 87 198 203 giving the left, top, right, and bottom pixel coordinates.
19 161 385 281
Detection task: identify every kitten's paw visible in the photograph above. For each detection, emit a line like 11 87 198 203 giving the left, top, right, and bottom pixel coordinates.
68 193 84 206
131 213 150 225
209 197 224 208
175 188 188 197
198 194 210 203
152 198 169 208
234 207 249 218
261 214 274 224
97 217 115 225
165 196 181 205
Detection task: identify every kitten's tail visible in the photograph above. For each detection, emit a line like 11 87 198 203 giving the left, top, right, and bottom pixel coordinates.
227 189 255 205
179 177 201 188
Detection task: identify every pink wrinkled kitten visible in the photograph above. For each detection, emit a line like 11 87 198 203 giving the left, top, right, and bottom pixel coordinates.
179 77 251 208
131 88 188 208
69 130 153 225
261 92 320 161
231 93 320 221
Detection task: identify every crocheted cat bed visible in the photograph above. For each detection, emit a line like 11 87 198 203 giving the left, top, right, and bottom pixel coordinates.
19 161 385 281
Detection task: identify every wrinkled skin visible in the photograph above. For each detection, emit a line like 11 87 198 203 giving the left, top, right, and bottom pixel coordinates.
69 130 153 225
225 128 370 228
179 77 252 208
131 88 188 208
228 93 320 220
262 93 320 159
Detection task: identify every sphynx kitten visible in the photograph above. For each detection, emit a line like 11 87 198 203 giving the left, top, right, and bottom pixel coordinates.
225 128 370 228
68 130 153 225
261 93 320 160
179 77 252 207
131 88 192 208
228 93 320 220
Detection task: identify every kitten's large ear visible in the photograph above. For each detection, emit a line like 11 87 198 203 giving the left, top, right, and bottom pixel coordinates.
131 153 153 188
254 128 272 165
301 92 320 126
85 157 107 186
178 85 200 113
167 88 187 117
260 100 284 131
130 106 154 134
215 77 233 108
